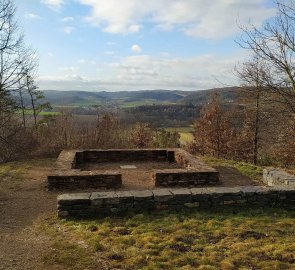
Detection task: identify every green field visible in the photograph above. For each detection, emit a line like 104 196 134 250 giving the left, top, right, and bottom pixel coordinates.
17 109 60 116
166 126 194 145
120 100 176 108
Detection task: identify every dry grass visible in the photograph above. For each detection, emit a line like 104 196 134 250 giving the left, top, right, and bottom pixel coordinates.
0 162 28 194
0 159 54 194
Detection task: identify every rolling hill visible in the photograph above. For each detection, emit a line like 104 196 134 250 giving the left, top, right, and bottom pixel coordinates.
43 87 240 107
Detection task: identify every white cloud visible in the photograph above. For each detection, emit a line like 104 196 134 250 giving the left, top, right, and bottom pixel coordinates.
62 16 75 22
78 0 275 38
106 41 116 46
24 13 41 19
41 0 64 9
39 52 245 91
63 26 75 34
131 44 142 53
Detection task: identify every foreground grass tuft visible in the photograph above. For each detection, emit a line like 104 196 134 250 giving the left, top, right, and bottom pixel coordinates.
40 208 295 270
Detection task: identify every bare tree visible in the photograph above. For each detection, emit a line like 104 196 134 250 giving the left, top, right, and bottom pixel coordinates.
0 0 37 161
24 73 50 129
238 0 295 113
17 79 26 127
236 57 268 164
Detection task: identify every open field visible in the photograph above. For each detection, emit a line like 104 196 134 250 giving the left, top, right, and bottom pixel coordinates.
0 158 294 270
16 109 61 116
120 100 176 108
166 126 194 145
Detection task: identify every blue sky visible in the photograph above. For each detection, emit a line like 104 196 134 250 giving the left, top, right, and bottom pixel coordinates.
15 0 276 91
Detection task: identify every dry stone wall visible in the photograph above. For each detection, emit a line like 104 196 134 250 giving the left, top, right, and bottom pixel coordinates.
152 149 219 187
76 149 174 164
48 172 122 190
153 170 219 187
57 186 295 218
263 168 295 187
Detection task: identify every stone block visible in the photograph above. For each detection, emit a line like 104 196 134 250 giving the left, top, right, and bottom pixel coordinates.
153 189 173 202
68 209 95 217
58 204 90 211
223 200 235 205
170 188 192 203
236 199 247 204
240 186 261 196
133 201 155 208
91 192 119 206
115 191 134 204
206 187 242 196
184 202 200 208
58 193 91 206
131 190 154 201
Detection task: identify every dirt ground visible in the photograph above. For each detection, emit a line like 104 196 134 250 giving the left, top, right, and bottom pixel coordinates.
0 161 59 270
80 161 259 189
0 159 261 270
81 161 183 190
215 166 260 186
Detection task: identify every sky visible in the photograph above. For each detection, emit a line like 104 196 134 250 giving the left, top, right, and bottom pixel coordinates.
15 0 276 91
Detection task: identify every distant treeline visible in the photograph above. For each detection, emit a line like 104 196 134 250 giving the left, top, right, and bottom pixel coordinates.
51 104 202 128
122 104 201 127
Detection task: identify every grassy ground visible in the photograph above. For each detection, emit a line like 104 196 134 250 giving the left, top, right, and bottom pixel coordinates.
202 156 263 182
39 207 295 270
0 163 28 194
0 159 54 194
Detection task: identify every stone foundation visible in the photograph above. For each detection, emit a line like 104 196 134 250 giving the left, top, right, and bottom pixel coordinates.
79 149 173 163
57 186 295 218
48 149 219 190
153 170 219 187
48 172 122 190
